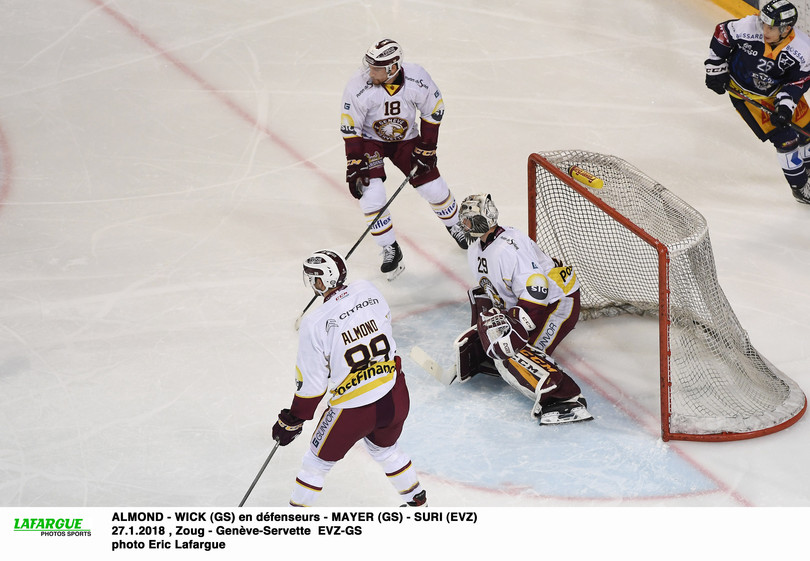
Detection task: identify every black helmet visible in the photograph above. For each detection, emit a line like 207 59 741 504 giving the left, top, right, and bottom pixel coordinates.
760 0 799 29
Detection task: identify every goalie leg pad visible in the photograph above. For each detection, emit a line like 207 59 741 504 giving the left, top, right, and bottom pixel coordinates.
495 347 561 410
453 326 498 382
495 345 590 421
467 286 493 325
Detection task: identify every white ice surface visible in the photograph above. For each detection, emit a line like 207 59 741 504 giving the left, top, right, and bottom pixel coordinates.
1 0 809 554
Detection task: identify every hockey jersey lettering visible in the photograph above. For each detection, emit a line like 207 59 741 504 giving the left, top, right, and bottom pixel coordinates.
330 359 397 406
548 265 577 293
341 319 379 345
294 280 398 417
707 16 810 100
467 226 579 311
340 63 445 143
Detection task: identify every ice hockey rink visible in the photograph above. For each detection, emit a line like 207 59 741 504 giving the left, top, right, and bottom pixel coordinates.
1 0 809 557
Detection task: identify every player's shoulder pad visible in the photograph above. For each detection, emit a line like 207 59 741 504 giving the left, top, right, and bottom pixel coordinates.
727 15 762 42
523 273 551 303
548 264 577 293
344 68 374 98
403 63 436 90
787 30 810 69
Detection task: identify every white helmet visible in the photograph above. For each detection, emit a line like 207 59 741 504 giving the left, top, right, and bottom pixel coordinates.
460 194 499 238
363 39 403 79
303 250 348 296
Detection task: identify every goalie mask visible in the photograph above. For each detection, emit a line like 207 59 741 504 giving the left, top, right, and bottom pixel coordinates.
303 250 347 296
363 39 403 80
460 193 499 238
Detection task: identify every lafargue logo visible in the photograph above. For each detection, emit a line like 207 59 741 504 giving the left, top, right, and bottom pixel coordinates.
13 516 91 537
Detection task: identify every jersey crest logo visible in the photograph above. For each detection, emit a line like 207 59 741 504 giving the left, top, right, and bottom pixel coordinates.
751 71 775 92
479 276 505 309
373 117 408 141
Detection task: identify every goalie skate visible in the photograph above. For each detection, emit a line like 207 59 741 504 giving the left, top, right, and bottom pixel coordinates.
536 396 593 425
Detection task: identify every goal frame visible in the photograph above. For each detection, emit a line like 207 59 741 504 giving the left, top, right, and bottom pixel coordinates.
527 152 806 442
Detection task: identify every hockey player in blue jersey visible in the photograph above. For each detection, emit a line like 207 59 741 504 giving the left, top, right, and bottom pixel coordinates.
705 0 810 204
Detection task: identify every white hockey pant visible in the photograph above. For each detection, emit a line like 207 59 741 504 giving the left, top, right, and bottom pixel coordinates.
360 178 396 247
289 449 336 507
364 439 424 503
414 176 460 227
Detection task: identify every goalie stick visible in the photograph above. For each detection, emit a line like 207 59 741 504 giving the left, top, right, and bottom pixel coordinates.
294 167 417 331
409 345 457 385
410 341 575 391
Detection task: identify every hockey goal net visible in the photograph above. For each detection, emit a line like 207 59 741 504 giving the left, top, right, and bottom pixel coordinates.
528 150 806 442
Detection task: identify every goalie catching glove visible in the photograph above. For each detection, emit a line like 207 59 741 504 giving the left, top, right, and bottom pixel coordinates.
272 408 304 446
477 306 535 361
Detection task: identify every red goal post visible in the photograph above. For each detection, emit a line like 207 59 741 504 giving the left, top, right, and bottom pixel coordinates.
528 151 806 442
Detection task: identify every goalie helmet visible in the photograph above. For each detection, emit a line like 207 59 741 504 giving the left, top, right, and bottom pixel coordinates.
459 193 499 238
364 39 403 79
303 250 347 296
760 0 798 30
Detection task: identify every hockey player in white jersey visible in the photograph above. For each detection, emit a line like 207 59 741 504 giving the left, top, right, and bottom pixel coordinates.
272 250 427 506
340 39 467 278
453 194 592 425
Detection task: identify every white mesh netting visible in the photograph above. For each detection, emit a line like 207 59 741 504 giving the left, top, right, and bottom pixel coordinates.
530 150 805 440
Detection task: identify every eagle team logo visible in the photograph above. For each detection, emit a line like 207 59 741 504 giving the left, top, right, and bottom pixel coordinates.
373 117 408 141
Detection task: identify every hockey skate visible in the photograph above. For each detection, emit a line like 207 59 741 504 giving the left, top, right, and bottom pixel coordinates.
791 181 810 205
446 222 469 249
381 241 404 280
536 395 593 425
400 490 427 507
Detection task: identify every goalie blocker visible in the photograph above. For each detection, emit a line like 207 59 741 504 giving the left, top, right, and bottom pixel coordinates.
453 289 592 425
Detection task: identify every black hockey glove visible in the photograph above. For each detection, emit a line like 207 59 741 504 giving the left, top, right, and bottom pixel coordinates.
771 103 794 129
411 142 437 176
705 62 729 95
272 409 304 446
346 156 370 199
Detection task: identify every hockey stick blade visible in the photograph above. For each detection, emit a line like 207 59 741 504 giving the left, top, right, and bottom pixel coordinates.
409 346 457 385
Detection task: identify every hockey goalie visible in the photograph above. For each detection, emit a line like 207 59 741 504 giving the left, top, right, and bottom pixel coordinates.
453 194 593 425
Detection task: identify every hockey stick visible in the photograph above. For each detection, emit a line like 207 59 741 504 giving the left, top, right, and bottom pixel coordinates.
294 167 417 330
730 88 810 140
238 439 280 507
409 345 458 385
